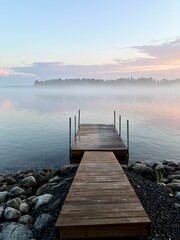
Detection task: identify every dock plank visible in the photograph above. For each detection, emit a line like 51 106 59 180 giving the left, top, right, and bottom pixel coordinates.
56 151 151 239
71 124 128 164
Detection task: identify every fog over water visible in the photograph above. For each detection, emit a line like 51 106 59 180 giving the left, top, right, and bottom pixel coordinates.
0 85 180 172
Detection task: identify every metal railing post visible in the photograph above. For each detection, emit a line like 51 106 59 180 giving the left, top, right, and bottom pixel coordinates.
119 115 121 136
78 110 81 129
74 116 76 137
127 119 129 151
69 117 72 161
114 110 116 128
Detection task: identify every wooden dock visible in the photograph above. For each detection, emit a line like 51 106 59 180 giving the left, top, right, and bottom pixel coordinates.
71 124 128 164
56 151 151 239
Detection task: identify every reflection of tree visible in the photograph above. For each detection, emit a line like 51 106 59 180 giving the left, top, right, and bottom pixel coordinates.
34 77 180 87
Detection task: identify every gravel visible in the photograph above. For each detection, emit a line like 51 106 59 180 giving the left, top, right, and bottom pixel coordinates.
125 170 180 240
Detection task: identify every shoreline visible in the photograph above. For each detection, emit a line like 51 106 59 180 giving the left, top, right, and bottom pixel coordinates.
0 161 179 239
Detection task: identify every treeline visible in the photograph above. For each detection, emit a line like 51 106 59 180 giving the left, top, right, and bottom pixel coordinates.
34 77 180 87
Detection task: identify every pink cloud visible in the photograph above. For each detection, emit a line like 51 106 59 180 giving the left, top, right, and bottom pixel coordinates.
8 38 180 80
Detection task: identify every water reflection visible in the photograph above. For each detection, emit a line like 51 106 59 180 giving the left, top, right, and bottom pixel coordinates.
0 86 180 172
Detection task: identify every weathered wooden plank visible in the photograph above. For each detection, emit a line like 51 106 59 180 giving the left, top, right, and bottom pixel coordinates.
71 124 128 164
56 151 151 239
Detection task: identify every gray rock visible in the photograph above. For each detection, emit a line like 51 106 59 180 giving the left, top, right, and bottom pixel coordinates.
167 183 180 192
2 222 33 240
172 179 180 183
49 199 61 211
36 174 48 187
21 176 36 188
131 163 155 180
4 207 21 220
18 214 33 225
26 187 33 197
0 206 5 219
163 165 175 174
36 183 56 196
61 164 78 174
0 184 8 191
174 203 180 209
6 198 21 210
19 203 29 214
167 174 180 181
49 176 62 183
8 186 25 198
175 192 180 201
34 213 53 231
33 194 53 209
5 176 16 185
0 191 8 203
51 181 66 191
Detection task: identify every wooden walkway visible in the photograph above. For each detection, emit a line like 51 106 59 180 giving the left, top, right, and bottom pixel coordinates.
56 151 151 239
71 124 128 164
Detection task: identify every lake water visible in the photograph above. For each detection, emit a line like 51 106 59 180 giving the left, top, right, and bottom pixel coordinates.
0 86 180 172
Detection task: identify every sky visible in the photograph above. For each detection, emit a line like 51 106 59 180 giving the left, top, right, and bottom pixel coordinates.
1 0 180 85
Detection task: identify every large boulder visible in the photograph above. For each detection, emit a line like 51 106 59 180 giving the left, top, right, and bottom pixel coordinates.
2 222 33 240
18 214 33 225
8 186 25 198
6 198 21 210
0 191 8 204
36 183 56 196
4 207 21 220
167 183 180 192
33 194 53 209
19 203 29 215
34 213 53 231
21 176 36 188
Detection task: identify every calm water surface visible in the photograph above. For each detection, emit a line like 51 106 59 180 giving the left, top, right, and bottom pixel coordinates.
0 86 180 172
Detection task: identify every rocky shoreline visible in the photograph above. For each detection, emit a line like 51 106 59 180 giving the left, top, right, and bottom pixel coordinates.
0 160 179 240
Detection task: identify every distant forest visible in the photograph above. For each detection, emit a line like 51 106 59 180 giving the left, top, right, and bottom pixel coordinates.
34 77 180 87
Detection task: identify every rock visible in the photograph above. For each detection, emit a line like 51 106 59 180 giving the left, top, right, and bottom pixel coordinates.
18 214 33 225
36 183 56 196
2 222 33 240
19 203 29 214
131 163 155 180
34 213 53 231
45 172 54 180
167 174 180 182
21 176 36 188
174 203 180 209
0 206 5 219
161 185 174 197
60 164 78 175
175 192 180 201
36 174 48 187
51 181 66 192
167 183 180 192
0 191 8 203
4 207 21 220
33 194 53 209
49 199 61 211
0 184 8 191
5 176 16 185
49 176 62 183
172 179 180 183
6 198 21 209
26 187 33 197
8 186 25 198
163 165 175 174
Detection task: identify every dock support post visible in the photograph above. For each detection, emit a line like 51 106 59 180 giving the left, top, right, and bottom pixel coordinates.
69 117 72 161
78 110 81 129
127 119 129 151
114 111 116 128
74 116 77 137
119 115 121 136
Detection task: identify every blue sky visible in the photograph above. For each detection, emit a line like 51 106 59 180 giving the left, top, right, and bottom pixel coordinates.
1 0 180 85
